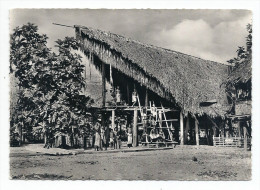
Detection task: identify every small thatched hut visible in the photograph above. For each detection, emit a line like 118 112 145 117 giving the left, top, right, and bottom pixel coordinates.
224 57 251 148
75 25 231 146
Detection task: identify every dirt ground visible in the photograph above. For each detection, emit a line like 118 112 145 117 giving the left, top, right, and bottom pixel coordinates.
9 145 251 180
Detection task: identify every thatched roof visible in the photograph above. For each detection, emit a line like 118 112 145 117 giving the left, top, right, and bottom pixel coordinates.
226 57 252 85
75 25 230 117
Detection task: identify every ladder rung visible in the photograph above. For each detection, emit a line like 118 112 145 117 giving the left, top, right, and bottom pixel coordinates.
161 119 178 122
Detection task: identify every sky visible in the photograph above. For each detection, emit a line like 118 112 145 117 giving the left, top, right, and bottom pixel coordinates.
10 9 252 63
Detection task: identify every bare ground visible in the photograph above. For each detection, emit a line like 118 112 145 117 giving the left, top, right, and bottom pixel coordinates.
9 145 251 180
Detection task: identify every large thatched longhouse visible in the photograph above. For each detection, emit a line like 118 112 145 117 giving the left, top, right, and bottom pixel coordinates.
75 25 233 146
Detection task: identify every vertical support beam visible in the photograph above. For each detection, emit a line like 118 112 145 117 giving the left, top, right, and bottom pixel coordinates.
19 123 23 146
133 108 138 147
145 88 149 107
101 62 106 144
101 62 106 107
112 110 115 130
185 115 190 144
84 59 87 95
243 126 248 151
195 118 199 146
213 126 216 137
180 111 184 145
237 121 241 137
205 125 209 145
126 82 130 105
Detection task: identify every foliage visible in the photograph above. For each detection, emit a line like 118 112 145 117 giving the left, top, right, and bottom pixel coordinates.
227 23 252 66
10 23 94 146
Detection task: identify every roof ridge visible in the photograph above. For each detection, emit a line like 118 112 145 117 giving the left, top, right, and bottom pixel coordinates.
75 25 225 65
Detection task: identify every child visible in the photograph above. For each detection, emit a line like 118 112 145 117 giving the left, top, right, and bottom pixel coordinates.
127 128 133 148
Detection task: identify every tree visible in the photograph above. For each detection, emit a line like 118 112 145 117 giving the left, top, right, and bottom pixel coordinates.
10 23 50 145
10 23 93 147
227 23 252 67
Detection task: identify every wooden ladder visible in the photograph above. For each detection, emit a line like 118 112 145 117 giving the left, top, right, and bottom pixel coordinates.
161 104 173 142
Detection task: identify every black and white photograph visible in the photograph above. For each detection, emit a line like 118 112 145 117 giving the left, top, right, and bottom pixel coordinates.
1 1 260 188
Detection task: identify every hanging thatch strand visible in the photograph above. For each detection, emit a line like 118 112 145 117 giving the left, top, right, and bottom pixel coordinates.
75 25 230 117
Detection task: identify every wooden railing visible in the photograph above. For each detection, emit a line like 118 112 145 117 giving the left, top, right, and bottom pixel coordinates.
213 136 251 148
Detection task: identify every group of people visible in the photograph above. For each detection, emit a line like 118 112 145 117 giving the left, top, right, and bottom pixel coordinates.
93 121 133 151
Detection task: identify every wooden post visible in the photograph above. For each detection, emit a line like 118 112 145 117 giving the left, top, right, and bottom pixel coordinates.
44 131 47 145
126 82 130 105
133 108 138 147
112 110 115 130
243 126 248 151
237 121 241 137
206 126 210 145
195 118 199 146
101 62 106 107
185 115 190 144
19 123 23 146
101 62 106 148
180 111 184 145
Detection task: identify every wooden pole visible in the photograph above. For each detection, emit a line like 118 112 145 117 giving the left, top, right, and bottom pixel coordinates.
133 108 138 147
195 118 199 146
101 62 106 107
180 111 184 145
243 126 248 151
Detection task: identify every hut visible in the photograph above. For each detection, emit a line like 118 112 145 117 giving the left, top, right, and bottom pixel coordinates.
221 57 252 149
74 25 230 147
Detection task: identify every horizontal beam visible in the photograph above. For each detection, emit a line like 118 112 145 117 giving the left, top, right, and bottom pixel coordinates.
91 106 179 112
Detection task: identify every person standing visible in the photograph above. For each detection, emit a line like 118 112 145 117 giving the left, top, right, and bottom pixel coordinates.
94 124 101 151
100 127 105 150
116 127 122 149
127 127 133 148
109 128 114 148
113 127 118 149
